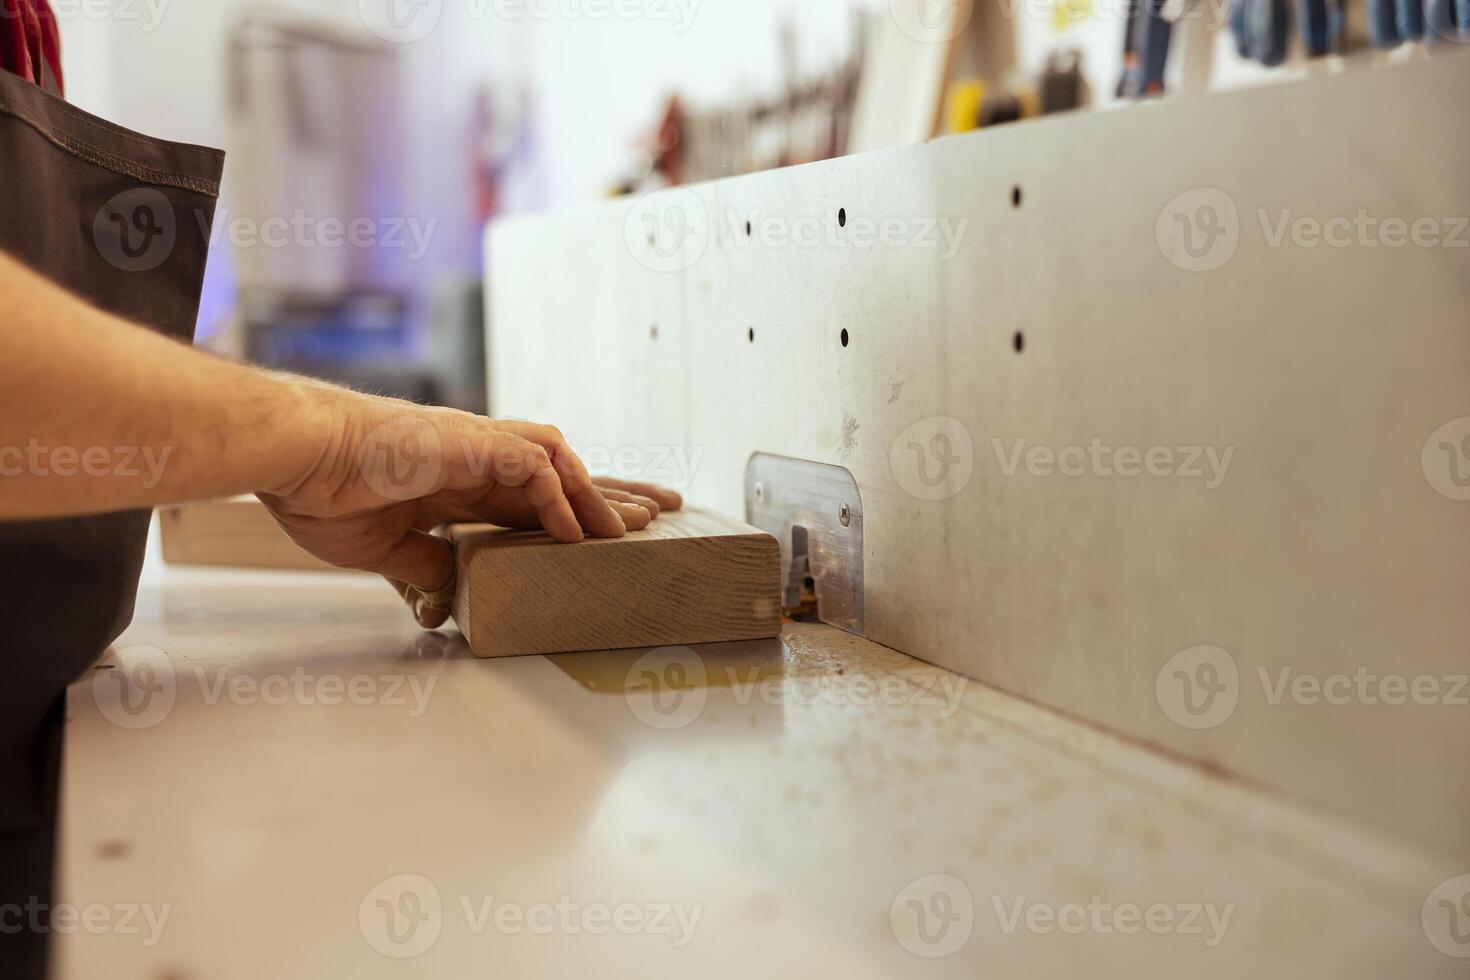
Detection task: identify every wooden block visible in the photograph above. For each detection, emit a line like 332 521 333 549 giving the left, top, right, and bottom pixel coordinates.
450 509 783 658
159 497 351 573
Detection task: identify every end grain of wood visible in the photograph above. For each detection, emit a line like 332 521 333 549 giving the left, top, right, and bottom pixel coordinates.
450 509 783 658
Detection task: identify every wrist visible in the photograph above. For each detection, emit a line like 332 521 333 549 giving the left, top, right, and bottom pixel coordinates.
253 371 351 499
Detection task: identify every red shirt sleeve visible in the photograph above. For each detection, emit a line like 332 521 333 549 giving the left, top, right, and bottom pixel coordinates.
1 0 63 96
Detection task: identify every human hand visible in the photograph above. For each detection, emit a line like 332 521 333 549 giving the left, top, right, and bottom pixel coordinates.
257 385 672 602
257 382 682 628
385 473 685 627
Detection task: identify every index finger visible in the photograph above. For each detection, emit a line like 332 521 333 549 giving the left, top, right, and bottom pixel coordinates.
445 427 583 543
491 421 625 538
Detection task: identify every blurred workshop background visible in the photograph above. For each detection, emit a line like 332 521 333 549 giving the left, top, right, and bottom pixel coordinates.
54 0 1442 413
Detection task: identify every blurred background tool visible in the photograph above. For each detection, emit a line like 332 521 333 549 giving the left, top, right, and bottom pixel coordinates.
1233 0 1293 65
1299 0 1346 53
943 50 1083 134
1368 0 1404 44
1118 0 1174 97
1394 0 1426 39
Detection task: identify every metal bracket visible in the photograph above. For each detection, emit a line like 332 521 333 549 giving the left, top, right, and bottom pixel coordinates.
744 454 864 636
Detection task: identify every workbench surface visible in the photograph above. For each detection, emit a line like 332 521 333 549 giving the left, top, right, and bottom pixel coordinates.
55 564 1459 978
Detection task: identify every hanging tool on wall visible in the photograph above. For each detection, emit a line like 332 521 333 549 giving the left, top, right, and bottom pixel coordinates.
1296 0 1345 53
944 80 1027 131
1394 0 1426 39
1118 0 1174 98
1039 49 1086 113
1117 0 1141 96
1367 0 1403 45
943 51 1084 133
1231 0 1291 65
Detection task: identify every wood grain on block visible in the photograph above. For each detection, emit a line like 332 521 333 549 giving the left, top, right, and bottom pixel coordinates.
159 497 348 573
451 509 783 658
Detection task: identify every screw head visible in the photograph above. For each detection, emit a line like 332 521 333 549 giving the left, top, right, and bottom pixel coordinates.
839 503 851 527
754 482 765 503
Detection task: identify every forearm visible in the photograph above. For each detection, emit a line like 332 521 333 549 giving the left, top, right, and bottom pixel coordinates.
0 251 329 519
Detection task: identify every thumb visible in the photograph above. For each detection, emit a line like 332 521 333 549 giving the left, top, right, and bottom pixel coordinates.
387 576 456 629
367 528 454 595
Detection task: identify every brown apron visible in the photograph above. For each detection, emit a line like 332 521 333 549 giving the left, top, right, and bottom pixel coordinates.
0 66 223 976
